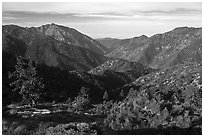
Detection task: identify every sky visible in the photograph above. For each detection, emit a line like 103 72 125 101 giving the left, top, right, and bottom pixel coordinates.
2 2 202 39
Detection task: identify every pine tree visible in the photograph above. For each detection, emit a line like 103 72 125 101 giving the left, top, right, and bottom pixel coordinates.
8 56 44 107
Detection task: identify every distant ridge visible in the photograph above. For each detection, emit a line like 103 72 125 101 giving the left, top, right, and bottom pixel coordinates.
101 27 201 68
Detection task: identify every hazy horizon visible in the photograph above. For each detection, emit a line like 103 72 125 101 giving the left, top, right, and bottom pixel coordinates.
2 2 202 39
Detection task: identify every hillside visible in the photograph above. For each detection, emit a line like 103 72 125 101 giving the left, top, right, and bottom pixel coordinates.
114 62 201 97
106 27 202 68
2 24 108 72
88 58 154 82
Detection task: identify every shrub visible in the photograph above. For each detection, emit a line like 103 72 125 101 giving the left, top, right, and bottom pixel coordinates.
36 123 97 135
104 90 151 130
2 120 32 135
105 83 202 131
91 100 113 115
72 87 90 111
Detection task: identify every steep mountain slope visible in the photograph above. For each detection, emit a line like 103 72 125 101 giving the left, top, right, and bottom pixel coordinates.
106 27 202 68
2 24 108 71
36 23 109 54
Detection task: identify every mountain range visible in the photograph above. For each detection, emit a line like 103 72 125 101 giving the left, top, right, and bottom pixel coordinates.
3 24 201 72
2 23 202 104
97 27 201 69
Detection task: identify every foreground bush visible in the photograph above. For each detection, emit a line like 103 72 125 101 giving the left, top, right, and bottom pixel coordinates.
35 122 98 135
65 87 91 112
104 66 202 132
91 101 113 115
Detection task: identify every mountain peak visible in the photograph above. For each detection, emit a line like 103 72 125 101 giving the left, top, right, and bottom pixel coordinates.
139 35 148 38
173 26 189 30
50 23 57 26
40 23 59 29
133 35 148 40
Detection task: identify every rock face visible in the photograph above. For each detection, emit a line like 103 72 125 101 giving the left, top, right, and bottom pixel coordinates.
2 24 108 71
105 27 202 68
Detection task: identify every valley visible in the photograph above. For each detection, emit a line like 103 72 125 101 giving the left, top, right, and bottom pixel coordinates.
2 23 202 135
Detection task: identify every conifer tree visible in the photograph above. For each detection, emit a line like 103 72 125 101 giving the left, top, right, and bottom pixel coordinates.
8 56 44 107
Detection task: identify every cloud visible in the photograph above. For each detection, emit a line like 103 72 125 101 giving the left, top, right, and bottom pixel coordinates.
2 10 121 24
133 8 201 16
3 6 201 24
